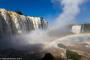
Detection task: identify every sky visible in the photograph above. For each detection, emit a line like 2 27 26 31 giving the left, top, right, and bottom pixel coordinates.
0 0 90 23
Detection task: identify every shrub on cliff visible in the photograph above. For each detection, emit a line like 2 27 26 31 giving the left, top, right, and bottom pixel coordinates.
66 50 81 60
15 10 23 15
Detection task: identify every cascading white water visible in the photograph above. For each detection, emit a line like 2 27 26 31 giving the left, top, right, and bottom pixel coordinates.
0 8 48 34
72 25 81 34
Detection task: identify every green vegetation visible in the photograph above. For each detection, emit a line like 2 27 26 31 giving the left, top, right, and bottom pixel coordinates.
57 43 66 49
15 10 23 15
66 50 81 60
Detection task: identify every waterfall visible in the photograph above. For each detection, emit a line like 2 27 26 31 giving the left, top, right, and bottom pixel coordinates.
72 25 81 34
72 24 90 34
0 8 48 34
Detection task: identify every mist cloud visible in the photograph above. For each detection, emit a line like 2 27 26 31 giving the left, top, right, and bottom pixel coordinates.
47 0 85 37
0 0 86 50
21 0 86 44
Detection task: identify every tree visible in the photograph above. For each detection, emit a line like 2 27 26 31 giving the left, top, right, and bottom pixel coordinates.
15 10 23 15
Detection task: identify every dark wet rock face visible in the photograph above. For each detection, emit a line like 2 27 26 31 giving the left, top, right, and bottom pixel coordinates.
0 49 40 60
0 46 44 60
